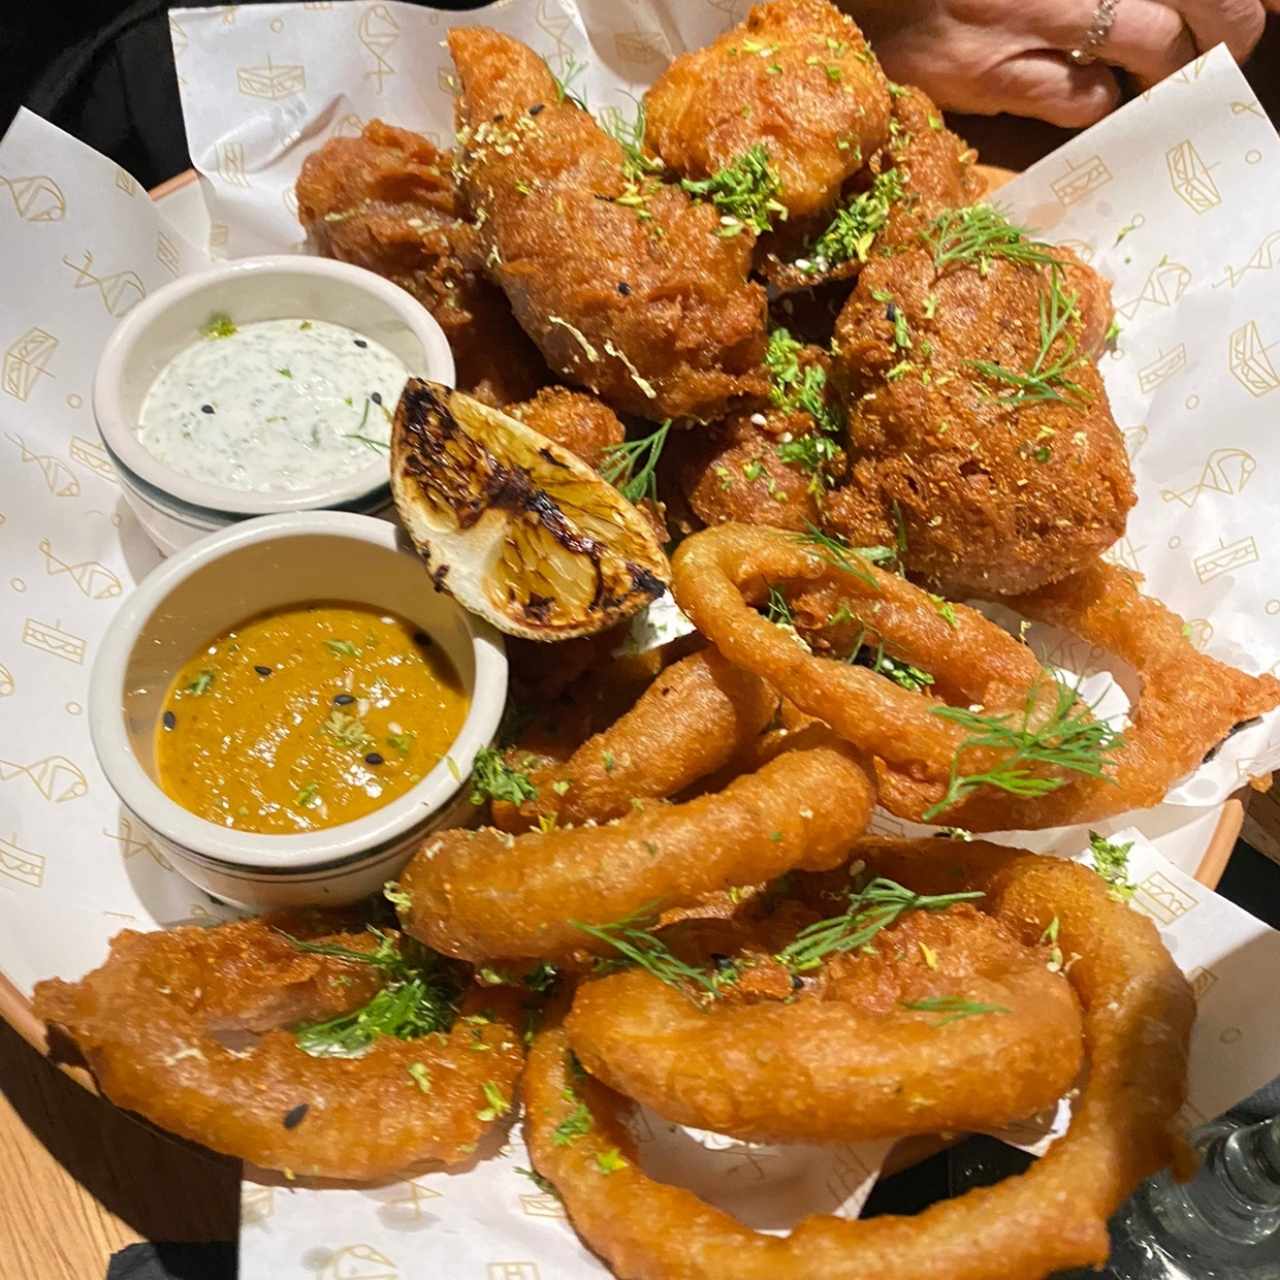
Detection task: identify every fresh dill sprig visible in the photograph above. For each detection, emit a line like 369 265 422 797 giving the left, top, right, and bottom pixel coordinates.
282 929 462 1058
345 433 391 453
600 96 663 182
572 908 734 997
764 584 795 628
777 877 984 972
516 1166 560 1195
864 644 934 693
802 168 906 273
470 746 537 807
681 144 787 237
923 205 1058 273
601 419 671 504
552 54 589 108
184 670 214 696
902 995 1011 1027
795 523 896 591
1088 830 1136 902
922 675 1123 821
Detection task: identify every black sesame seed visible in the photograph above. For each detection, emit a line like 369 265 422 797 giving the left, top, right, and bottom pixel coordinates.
282 1103 309 1130
413 630 432 647
710 952 733 973
617 281 632 296
353 338 368 348
333 693 355 706
200 404 215 415
885 303 897 323
791 973 804 990
529 103 545 116
254 664 272 677
365 752 385 766
162 709 176 731
370 391 383 405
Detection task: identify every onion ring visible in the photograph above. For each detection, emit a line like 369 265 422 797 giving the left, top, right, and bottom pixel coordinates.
34 915 524 1181
493 648 778 832
525 839 1193 1280
397 726 874 962
671 522 1280 828
565 901 1082 1144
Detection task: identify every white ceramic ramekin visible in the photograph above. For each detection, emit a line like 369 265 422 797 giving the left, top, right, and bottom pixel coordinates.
93 255 454 555
88 511 506 910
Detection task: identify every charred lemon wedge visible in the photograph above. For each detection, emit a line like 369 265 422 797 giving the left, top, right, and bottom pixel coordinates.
391 379 671 641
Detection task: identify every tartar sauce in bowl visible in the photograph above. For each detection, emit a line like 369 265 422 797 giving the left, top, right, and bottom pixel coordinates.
137 317 407 494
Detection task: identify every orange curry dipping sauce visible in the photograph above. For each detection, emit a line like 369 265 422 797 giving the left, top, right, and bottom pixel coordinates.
156 602 469 833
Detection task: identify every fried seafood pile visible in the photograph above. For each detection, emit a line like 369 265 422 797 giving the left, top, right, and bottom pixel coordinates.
37 4 1280 1278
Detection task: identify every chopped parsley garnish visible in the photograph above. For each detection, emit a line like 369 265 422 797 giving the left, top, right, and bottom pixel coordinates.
469 747 537 807
902 995 1011 1026
184 670 215 696
601 419 671 504
476 1080 511 1122
553 1099 593 1146
387 731 415 757
929 593 959 628
324 639 362 657
573 908 736 998
1040 915 1065 972
322 709 375 751
801 168 906 273
296 782 321 809
1088 831 1136 902
277 367 293 379
922 675 1123 821
766 327 843 448
407 1062 432 1093
595 1147 628 1174
284 929 461 1057
384 881 412 910
681 144 787 237
778 877 984 972
200 313 237 339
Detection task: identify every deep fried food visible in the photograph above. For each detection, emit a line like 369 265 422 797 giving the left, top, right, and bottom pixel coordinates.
492 648 778 832
824 237 1134 596
296 119 546 405
396 725 874 962
391 381 669 640
34 916 524 1181
566 901 1082 1143
505 386 625 471
448 27 768 422
525 840 1192 1280
643 0 891 222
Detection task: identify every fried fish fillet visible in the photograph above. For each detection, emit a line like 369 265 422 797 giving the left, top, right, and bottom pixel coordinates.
823 247 1134 597
643 0 891 221
447 27 768 422
506 386 625 471
296 119 546 405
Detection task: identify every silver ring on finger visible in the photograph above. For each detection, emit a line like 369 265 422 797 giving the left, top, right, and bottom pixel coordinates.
1068 0 1122 65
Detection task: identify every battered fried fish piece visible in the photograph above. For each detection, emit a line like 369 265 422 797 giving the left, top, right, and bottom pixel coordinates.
762 84 982 293
506 386 624 471
448 27 767 422
296 119 546 405
643 0 891 222
824 245 1135 596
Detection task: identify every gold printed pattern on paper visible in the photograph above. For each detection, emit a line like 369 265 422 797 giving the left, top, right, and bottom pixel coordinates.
1193 535 1259 584
1216 230 1280 289
319 1243 399 1280
156 231 181 276
236 56 306 100
824 1143 876 1207
1132 871 1198 925
1102 536 1145 573
61 250 146 318
0 663 12 696
519 1190 566 1218
1167 139 1221 214
1118 258 1191 321
21 617 85 664
3 328 58 401
0 753 88 803
70 435 117 483
1228 321 1280 397
359 5 400 93
360 1179 442 1223
114 169 137 197
614 30 669 65
535 0 575 67
105 814 172 869
216 143 251 189
240 1184 274 1225
1121 425 1148 460
0 833 45 888
1137 344 1187 393
38 538 123 599
0 173 66 223
486 1265 539 1280
1184 618 1213 650
1161 448 1256 508
1050 155 1112 206
1187 966 1218 1001
7 433 79 497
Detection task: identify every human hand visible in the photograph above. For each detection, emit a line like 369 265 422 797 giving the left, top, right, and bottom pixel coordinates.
853 0 1273 127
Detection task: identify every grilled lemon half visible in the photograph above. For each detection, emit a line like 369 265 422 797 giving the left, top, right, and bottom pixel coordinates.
391 380 671 641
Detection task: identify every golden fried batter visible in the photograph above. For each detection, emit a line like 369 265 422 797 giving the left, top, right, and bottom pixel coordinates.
824 247 1135 596
505 386 624 471
296 119 546 405
448 27 768 422
643 0 891 222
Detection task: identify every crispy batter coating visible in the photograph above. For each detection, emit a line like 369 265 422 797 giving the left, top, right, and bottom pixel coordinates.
296 120 546 405
504 386 625 471
566 902 1082 1143
34 916 524 1181
492 648 778 832
642 0 891 221
825 248 1135 596
448 27 768 422
397 726 874 962
525 841 1192 1280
